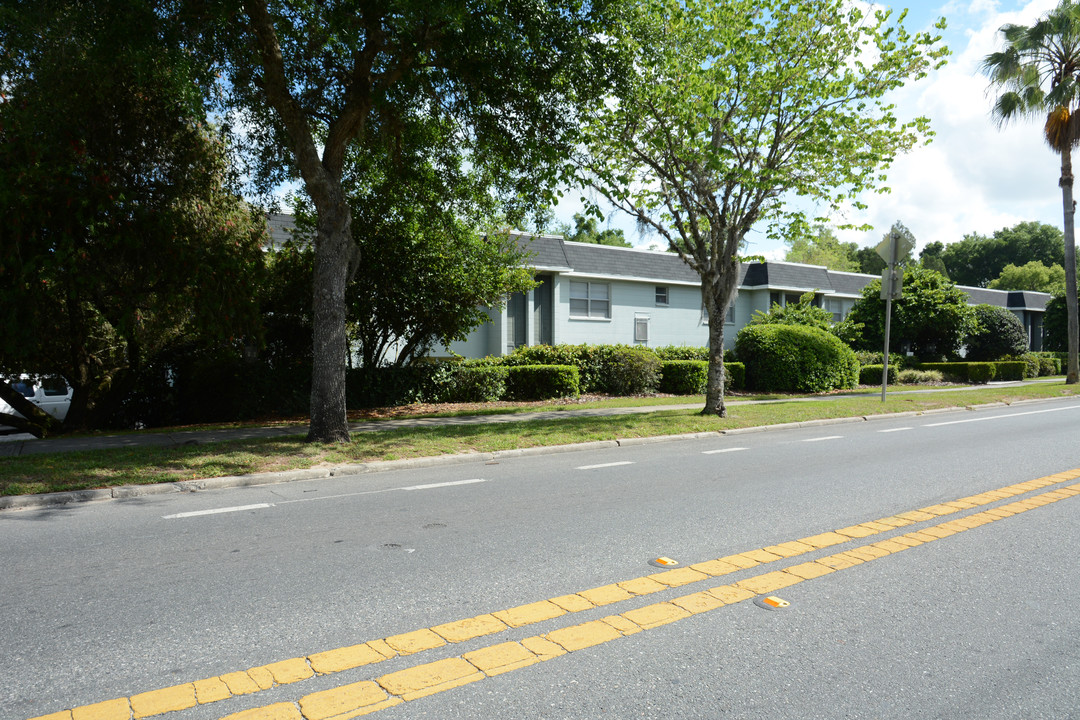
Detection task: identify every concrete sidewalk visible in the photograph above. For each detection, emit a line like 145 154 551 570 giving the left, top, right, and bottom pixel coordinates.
0 380 1046 458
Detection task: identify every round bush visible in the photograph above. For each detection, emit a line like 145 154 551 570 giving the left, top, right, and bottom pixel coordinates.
735 324 859 393
965 305 1028 361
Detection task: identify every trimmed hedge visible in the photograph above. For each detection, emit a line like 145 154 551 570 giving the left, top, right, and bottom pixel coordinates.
735 324 858 393
967 362 996 383
503 344 661 395
505 364 580 400
725 362 745 391
859 364 898 385
655 345 710 361
443 365 508 402
660 360 708 395
992 361 1027 382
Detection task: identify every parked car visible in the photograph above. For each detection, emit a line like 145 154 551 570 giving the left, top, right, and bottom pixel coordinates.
0 375 72 425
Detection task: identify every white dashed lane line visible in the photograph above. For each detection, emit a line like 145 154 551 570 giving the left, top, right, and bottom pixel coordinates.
576 461 636 470
702 447 748 455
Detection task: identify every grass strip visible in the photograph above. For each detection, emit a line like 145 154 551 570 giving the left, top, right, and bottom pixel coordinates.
3 382 1078 497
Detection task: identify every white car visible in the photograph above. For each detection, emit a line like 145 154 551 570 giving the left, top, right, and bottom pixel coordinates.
1 375 72 423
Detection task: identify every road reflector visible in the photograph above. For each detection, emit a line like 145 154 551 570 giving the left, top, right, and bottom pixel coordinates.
753 596 790 610
649 557 680 568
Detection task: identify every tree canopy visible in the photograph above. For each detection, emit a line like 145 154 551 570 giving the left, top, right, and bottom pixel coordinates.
836 266 976 361
556 214 632 247
783 227 858 272
193 0 630 442
0 0 263 436
940 222 1065 287
578 0 947 415
989 260 1067 294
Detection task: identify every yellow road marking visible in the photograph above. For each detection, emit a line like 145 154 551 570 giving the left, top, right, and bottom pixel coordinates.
29 470 1080 720
220 478 1080 719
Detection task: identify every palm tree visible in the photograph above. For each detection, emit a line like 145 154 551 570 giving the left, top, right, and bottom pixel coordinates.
984 0 1080 383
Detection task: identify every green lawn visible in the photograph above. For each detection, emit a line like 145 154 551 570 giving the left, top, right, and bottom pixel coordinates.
2 381 1078 497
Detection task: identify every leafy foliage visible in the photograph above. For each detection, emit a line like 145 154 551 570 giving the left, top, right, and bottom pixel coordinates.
841 266 977 361
965 305 1030 361
940 223 1065 288
506 365 581 400
198 0 632 441
0 0 263 435
735 325 859 393
556 213 632 247
783 227 858 271
989 260 1066 294
578 0 947 415
748 292 834 331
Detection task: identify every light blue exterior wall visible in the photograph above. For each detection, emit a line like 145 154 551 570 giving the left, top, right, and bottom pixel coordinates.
556 277 709 348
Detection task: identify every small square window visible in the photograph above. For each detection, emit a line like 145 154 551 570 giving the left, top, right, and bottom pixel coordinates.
655 286 669 306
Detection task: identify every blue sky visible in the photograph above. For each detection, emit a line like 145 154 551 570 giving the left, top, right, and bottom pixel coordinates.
550 0 1067 260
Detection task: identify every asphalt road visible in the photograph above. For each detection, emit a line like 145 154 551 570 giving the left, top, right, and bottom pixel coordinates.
3 399 1080 720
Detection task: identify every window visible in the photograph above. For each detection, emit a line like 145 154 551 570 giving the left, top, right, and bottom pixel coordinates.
570 281 610 319
655 286 669 306
825 298 845 323
41 377 69 396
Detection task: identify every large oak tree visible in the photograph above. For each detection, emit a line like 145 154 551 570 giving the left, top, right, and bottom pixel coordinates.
201 0 627 442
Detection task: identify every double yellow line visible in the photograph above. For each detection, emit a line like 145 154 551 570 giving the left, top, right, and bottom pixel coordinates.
32 469 1080 720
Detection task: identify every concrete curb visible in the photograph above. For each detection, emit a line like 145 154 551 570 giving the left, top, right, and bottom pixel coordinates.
4 395 1077 512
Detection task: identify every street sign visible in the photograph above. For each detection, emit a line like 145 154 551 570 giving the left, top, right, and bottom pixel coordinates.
880 268 903 300
875 229 915 265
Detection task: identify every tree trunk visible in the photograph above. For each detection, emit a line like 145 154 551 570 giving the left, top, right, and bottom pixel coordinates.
0 381 62 438
701 273 737 417
1060 145 1079 384
306 200 355 443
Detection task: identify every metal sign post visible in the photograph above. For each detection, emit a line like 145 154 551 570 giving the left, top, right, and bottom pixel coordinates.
875 230 912 402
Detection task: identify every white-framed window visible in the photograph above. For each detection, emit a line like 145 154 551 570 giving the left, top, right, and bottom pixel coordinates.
825 298 845 322
570 281 611 319
655 286 669 306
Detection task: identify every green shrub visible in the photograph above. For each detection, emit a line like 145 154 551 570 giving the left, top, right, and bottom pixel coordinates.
897 369 944 384
659 360 708 395
598 345 662 395
1013 353 1041 378
991 361 1026 382
735 324 858 393
725 362 745 391
854 350 906 369
655 345 710 361
443 365 508 402
1040 357 1062 376
966 362 996 384
347 362 453 408
913 362 967 382
502 345 597 392
859 364 898 385
505 364 580 400
965 305 1029 360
